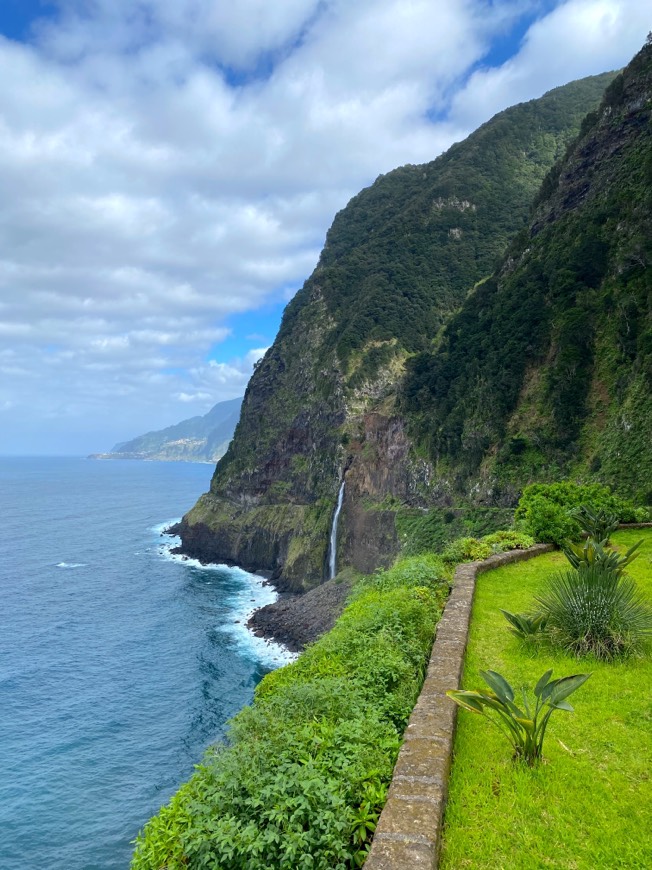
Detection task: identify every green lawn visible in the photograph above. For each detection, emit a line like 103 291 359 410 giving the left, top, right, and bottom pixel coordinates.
440 530 652 870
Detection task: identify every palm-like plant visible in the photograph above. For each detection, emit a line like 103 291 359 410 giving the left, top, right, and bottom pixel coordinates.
501 609 548 639
561 537 641 575
570 504 619 542
447 669 590 765
536 563 652 659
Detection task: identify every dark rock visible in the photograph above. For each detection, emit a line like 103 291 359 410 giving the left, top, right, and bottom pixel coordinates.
248 577 354 651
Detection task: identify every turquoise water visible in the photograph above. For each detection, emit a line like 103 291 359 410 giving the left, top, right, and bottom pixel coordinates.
0 457 292 869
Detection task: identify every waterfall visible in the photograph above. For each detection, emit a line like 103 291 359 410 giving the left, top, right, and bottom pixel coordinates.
328 481 345 580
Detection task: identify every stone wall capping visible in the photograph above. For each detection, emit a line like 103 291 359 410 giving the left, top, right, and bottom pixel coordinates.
363 838 434 869
364 543 555 870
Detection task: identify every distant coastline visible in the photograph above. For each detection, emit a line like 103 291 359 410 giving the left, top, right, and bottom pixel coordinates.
88 396 243 465
87 452 215 464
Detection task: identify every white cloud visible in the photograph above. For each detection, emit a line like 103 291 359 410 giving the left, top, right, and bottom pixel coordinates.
449 0 651 127
37 0 324 70
245 347 270 367
0 0 648 452
177 391 214 403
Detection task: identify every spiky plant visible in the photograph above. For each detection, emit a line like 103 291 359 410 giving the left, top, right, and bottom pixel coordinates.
536 563 652 660
562 537 642 575
570 504 619 542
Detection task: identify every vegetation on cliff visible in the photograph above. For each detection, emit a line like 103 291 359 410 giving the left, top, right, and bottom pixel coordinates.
313 72 615 370
177 73 615 588
132 554 450 869
403 43 652 501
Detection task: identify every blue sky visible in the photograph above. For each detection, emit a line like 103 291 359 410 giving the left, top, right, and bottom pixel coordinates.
0 1 50 41
0 0 649 454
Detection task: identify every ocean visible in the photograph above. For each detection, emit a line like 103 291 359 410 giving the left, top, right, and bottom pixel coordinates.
0 457 293 869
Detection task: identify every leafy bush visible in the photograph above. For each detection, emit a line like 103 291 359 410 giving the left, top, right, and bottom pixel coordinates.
482 530 535 552
442 537 492 564
441 531 537 564
517 482 644 522
132 563 449 869
515 482 645 544
515 496 580 545
447 668 590 765
536 563 652 660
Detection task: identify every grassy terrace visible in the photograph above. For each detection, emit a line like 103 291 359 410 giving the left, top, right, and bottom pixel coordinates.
440 529 652 870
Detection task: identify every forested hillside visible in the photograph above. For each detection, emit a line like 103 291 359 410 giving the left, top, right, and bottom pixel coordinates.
316 73 616 371
173 72 616 589
403 43 652 503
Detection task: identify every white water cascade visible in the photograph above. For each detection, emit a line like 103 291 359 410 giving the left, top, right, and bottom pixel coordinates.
328 481 345 579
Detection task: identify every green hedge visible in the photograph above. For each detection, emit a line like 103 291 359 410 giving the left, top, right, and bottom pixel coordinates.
131 555 450 870
441 530 535 565
515 482 648 545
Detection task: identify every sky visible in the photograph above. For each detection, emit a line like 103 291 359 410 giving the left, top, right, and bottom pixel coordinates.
0 0 649 454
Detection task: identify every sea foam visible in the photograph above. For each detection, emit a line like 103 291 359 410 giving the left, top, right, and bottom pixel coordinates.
155 520 297 668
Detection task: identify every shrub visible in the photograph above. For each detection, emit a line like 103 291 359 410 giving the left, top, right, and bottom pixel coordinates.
536 563 652 660
442 537 492 564
447 668 591 765
515 482 645 540
132 564 449 869
516 495 580 545
441 531 535 564
482 530 535 552
180 714 394 870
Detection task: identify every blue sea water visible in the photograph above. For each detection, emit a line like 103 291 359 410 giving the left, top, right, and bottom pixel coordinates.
0 457 293 869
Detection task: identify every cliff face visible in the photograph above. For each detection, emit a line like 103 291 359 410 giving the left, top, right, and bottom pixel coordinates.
176 72 617 591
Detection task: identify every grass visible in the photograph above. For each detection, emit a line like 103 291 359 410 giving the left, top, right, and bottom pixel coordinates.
440 529 652 870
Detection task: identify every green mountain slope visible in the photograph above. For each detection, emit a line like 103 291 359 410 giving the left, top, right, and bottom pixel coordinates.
317 72 616 369
92 397 243 462
402 42 652 503
175 72 615 590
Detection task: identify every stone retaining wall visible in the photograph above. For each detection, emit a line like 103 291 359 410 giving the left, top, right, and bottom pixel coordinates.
364 543 555 870
618 522 652 528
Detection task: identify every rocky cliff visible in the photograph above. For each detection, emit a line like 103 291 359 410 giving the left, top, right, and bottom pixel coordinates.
174 72 617 591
